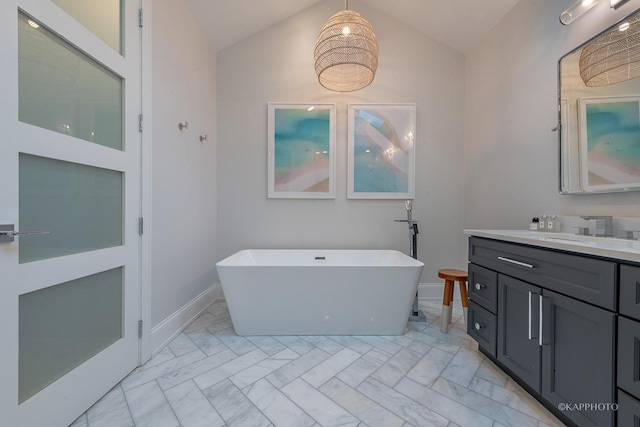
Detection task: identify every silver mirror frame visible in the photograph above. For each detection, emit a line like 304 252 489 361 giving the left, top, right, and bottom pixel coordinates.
558 8 640 194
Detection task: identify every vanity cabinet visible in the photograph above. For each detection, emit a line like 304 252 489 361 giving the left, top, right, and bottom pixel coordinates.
617 265 640 425
469 236 617 427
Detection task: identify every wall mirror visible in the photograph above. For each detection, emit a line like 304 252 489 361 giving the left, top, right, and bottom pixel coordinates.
559 8 640 194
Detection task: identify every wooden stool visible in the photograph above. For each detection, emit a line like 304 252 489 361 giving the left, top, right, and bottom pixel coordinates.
438 269 468 333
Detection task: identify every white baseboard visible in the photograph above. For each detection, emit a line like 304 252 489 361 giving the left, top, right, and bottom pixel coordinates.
150 284 223 356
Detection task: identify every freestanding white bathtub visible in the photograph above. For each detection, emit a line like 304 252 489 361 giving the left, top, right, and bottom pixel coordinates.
216 249 424 336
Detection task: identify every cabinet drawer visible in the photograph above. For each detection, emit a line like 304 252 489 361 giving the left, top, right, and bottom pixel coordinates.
618 390 640 427
467 300 496 358
620 264 640 321
468 263 498 313
618 316 640 399
469 237 617 311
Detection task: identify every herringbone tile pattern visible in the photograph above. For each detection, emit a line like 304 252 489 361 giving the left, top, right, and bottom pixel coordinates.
70 301 565 427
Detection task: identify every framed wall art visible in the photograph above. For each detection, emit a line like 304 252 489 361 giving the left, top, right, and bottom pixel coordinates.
579 96 640 192
267 103 336 198
348 104 416 199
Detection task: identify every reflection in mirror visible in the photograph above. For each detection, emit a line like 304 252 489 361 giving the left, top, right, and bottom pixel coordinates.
559 8 640 194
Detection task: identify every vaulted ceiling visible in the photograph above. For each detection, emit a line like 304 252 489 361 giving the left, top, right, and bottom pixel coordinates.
183 0 521 55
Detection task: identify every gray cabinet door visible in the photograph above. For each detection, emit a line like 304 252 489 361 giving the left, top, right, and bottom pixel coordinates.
497 274 541 392
541 290 615 427
618 316 640 399
620 264 640 320
618 390 640 427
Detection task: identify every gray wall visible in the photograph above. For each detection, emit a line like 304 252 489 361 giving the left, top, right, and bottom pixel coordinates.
149 0 640 327
464 0 640 231
216 0 467 285
151 0 218 327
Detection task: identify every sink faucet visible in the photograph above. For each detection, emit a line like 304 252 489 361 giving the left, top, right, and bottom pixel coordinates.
580 216 613 237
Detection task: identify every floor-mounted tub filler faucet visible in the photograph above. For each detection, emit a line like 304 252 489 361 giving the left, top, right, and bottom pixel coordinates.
395 200 424 321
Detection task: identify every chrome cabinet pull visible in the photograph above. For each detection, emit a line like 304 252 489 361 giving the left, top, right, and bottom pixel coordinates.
528 291 532 340
474 322 484 330
475 282 485 291
539 294 543 346
498 256 534 269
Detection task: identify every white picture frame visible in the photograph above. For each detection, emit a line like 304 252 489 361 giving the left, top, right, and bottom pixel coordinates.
267 103 336 199
348 103 416 199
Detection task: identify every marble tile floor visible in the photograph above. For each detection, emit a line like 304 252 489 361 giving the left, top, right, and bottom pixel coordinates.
70 301 566 427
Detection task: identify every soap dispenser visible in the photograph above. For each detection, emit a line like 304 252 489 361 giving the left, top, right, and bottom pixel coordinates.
530 217 539 231
539 215 547 231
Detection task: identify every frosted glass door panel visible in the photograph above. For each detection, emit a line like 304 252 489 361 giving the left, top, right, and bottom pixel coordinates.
18 12 122 150
19 268 123 403
51 0 122 53
19 154 122 263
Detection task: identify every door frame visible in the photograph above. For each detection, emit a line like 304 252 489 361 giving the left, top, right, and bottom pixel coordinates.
140 0 152 365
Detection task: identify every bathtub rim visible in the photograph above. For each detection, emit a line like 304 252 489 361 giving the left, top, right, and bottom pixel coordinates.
215 248 425 268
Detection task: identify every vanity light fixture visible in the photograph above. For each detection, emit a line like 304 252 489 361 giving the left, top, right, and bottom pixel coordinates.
579 12 640 86
313 0 378 92
560 0 600 25
611 0 632 9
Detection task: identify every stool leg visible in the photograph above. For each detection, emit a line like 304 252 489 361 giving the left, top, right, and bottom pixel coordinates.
459 280 468 328
441 279 453 333
448 282 455 324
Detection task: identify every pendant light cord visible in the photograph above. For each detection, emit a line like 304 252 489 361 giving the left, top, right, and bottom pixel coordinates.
345 0 349 10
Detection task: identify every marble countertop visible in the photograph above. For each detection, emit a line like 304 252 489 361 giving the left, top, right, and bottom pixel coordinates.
464 229 640 264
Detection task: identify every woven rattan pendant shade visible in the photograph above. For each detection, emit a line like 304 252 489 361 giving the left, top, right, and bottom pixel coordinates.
580 13 640 87
314 5 378 92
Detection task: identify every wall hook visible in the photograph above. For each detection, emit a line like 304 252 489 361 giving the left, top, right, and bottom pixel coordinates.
199 134 208 142
178 121 188 131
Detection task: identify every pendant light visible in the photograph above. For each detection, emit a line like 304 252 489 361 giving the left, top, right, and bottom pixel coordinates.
579 12 640 86
313 0 379 92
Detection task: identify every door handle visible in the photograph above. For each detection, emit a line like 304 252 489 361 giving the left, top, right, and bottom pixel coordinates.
0 224 49 243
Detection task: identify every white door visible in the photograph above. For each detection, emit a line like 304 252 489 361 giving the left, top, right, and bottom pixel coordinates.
0 0 142 426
